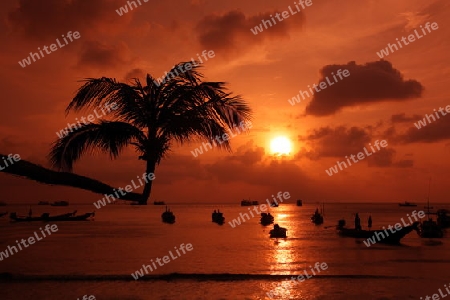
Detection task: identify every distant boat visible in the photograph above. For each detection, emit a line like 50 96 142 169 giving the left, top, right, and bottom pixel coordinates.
241 199 258 206
0 202 7 206
153 201 165 205
269 224 287 238
260 213 274 226
337 220 419 244
38 201 50 205
0 211 8 218
270 201 279 207
212 210 225 225
51 201 69 206
162 206 175 224
296 199 303 206
398 201 417 207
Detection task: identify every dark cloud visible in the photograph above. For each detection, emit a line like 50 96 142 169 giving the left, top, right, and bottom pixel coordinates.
77 41 134 69
391 113 422 123
196 10 304 56
305 60 424 116
7 0 128 40
367 148 414 168
398 111 450 143
299 126 372 159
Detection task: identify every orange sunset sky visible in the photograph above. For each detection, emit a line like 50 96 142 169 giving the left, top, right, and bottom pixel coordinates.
0 0 449 204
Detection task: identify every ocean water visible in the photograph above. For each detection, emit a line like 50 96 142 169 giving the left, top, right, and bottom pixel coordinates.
0 202 449 300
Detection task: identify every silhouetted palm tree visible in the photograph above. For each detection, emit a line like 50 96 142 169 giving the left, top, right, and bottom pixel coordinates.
49 62 252 204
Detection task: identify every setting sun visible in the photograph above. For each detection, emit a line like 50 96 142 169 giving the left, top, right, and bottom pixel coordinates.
270 136 292 155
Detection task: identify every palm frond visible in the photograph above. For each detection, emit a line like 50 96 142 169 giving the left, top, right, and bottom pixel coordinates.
49 121 146 171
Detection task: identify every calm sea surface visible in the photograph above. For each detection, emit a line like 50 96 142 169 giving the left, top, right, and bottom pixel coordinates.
1 202 449 300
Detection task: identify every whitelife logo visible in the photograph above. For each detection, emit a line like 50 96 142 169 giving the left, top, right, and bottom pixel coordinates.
414 104 450 129
131 243 193 280
18 31 81 68
362 210 425 247
115 0 149 16
153 51 215 87
228 191 291 228
250 0 313 35
376 22 439 58
288 69 350 106
190 121 252 158
55 102 118 139
325 140 388 176
0 154 21 171
93 172 156 209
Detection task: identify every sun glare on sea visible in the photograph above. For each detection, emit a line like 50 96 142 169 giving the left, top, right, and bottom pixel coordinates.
270 136 292 156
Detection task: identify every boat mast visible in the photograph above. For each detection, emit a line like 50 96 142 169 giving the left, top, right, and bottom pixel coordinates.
427 177 431 217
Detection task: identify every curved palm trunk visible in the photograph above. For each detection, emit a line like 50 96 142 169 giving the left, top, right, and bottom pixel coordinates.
139 159 157 205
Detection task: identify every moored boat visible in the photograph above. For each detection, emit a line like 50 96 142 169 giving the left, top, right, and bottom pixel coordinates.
311 205 324 225
418 218 444 238
260 213 274 226
10 211 94 222
337 220 419 244
269 224 287 238
270 201 279 207
212 210 225 225
398 201 417 207
418 179 443 238
0 211 8 218
153 201 165 205
38 201 50 205
296 199 303 206
437 209 450 228
44 211 95 221
162 206 175 224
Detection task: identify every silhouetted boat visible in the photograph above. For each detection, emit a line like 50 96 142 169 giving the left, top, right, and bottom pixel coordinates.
0 211 8 217
153 201 165 205
311 213 323 225
418 218 444 238
418 178 443 238
0 202 6 206
9 211 94 222
311 204 324 225
337 220 419 244
51 201 69 206
269 224 287 238
437 209 450 228
212 210 225 225
38 201 50 205
270 201 279 207
162 206 175 224
296 199 303 206
241 199 258 206
398 201 417 207
260 213 274 226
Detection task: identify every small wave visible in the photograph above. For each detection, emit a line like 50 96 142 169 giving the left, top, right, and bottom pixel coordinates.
391 259 450 263
0 273 408 282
